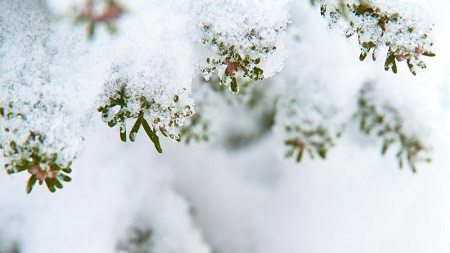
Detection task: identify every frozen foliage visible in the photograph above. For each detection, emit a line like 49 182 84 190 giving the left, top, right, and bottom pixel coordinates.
98 58 195 152
93 0 198 152
1 0 450 252
279 92 342 162
321 0 435 75
355 83 431 172
0 0 89 192
0 0 438 189
196 0 289 92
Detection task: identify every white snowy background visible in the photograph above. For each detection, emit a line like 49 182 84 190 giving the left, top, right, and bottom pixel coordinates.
1 0 450 252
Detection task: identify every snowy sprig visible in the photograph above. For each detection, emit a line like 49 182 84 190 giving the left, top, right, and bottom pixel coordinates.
284 125 337 162
355 83 431 172
180 111 211 144
197 0 289 92
0 104 73 193
0 86 80 194
0 1 85 193
321 0 435 75
279 97 342 163
98 62 195 153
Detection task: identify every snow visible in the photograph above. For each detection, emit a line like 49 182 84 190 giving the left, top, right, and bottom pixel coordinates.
1 0 450 252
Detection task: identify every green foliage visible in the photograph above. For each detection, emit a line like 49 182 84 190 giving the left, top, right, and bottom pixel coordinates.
201 25 271 93
284 124 337 163
355 83 431 172
98 81 161 152
98 78 193 153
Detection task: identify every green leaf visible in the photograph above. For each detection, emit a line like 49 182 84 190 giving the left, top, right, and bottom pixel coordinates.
51 178 63 189
142 119 163 153
391 59 398 74
108 119 117 127
129 117 143 142
45 178 56 193
296 148 304 163
253 67 264 78
359 52 367 61
320 4 327 16
384 53 395 71
120 132 126 142
62 167 72 174
230 77 239 93
318 149 327 159
422 51 435 57
406 59 417 75
397 152 403 168
26 175 37 194
61 175 72 182
372 50 377 61
381 140 389 155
